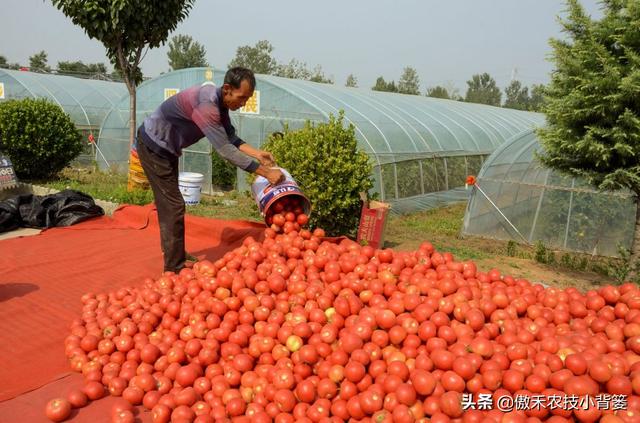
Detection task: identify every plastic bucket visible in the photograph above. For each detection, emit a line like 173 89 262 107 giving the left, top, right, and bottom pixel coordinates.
178 172 204 205
251 168 311 225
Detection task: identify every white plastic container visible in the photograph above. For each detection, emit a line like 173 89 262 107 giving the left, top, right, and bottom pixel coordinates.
178 172 204 205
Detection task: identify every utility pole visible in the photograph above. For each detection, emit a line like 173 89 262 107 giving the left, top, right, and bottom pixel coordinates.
510 67 519 82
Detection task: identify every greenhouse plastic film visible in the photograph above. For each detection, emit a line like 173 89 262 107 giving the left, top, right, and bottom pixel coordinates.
463 128 636 257
96 67 545 213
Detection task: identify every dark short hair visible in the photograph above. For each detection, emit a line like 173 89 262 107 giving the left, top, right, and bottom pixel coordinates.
224 67 256 90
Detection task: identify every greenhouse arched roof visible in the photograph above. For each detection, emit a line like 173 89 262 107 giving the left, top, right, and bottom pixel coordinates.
259 75 545 165
0 68 127 129
98 67 545 208
462 129 635 257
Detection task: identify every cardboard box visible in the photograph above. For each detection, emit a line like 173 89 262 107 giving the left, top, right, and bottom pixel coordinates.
356 193 391 249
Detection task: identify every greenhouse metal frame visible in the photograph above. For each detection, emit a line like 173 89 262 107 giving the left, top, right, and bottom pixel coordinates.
463 129 636 257
98 67 545 213
0 69 127 163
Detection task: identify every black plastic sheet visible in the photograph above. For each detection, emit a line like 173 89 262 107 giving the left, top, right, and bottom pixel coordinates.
0 189 104 233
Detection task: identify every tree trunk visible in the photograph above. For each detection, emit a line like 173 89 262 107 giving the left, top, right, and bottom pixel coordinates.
128 82 136 150
115 43 144 191
630 195 640 282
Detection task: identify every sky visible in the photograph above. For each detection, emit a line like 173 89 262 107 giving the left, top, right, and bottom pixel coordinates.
0 0 602 94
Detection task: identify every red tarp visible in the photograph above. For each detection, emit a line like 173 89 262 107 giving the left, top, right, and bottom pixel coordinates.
0 204 265 422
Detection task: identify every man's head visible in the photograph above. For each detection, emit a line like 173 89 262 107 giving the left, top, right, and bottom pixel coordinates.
222 67 256 110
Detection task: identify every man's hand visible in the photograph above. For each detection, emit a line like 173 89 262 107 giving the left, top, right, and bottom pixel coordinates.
255 165 285 186
256 150 276 167
265 167 285 185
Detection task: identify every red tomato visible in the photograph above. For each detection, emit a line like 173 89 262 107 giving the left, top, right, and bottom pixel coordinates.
66 389 87 408
44 399 72 422
296 213 309 226
112 410 135 423
410 369 436 395
83 381 105 400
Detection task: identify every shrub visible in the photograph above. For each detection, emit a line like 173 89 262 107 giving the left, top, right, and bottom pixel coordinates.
211 150 237 190
0 98 83 179
262 111 374 237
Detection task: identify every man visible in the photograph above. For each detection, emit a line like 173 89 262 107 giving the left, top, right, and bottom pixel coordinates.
136 67 284 273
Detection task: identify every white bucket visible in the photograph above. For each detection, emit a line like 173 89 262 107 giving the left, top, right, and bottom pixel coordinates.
178 172 204 205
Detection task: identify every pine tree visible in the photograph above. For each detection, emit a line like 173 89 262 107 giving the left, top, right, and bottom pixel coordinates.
398 66 420 95
537 0 640 276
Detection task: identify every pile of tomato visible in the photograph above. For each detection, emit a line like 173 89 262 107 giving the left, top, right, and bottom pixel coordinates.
46 205 640 423
264 195 309 233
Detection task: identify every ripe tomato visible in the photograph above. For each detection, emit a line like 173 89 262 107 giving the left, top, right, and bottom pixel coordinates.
44 399 72 422
66 389 87 408
83 381 105 400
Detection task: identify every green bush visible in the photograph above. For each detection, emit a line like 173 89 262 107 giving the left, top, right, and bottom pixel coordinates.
263 112 374 237
0 98 83 179
211 151 237 190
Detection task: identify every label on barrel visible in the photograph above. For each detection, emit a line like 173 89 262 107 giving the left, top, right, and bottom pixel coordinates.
251 167 310 222
0 153 18 190
259 184 299 210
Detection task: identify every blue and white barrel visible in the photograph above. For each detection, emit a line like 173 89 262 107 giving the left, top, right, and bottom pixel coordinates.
251 167 311 225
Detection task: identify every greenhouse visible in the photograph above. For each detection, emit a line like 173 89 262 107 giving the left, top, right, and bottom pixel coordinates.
462 129 636 257
0 69 127 163
98 67 545 211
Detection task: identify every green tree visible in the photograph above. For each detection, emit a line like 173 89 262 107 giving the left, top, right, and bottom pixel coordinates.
109 67 124 82
372 76 398 93
309 65 333 84
228 40 277 75
503 80 530 110
274 58 311 80
345 74 358 88
86 63 108 75
167 34 208 70
426 86 450 99
372 77 388 91
465 72 502 106
529 84 546 112
51 0 195 153
57 61 107 77
0 55 21 70
29 50 51 73
536 0 640 275
398 66 420 95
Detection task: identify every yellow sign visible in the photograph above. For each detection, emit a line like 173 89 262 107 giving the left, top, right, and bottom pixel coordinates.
0 82 4 99
205 68 214 81
239 90 260 114
164 88 179 100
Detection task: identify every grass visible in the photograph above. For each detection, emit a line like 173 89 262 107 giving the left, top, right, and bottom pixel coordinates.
37 167 264 222
384 203 491 260
36 167 155 205
33 167 631 290
187 193 262 222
